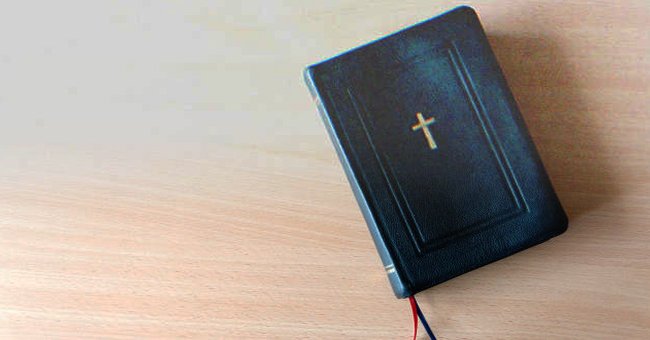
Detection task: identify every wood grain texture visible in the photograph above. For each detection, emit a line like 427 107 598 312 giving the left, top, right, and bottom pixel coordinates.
0 1 648 339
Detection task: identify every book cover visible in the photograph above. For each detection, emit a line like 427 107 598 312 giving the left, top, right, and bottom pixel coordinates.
304 6 568 298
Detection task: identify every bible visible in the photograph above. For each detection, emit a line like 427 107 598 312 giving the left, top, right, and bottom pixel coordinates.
304 6 567 298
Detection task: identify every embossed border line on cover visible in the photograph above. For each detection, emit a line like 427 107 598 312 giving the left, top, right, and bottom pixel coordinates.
346 41 530 254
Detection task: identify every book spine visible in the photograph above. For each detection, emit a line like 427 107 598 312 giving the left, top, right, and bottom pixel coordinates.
303 68 409 298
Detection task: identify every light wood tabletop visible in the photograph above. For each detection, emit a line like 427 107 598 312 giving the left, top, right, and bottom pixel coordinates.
1 1 648 339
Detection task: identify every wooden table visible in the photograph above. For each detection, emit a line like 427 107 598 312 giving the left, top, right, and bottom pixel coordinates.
1 1 648 338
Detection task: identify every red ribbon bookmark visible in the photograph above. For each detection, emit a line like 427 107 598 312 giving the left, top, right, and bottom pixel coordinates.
409 296 419 340
409 295 437 339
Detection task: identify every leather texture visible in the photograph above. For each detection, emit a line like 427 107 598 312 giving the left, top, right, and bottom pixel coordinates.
304 6 568 298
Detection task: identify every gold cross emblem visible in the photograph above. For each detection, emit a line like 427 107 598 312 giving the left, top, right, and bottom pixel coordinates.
410 112 438 150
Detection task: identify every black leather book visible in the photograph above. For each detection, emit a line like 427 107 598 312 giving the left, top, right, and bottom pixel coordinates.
304 6 568 298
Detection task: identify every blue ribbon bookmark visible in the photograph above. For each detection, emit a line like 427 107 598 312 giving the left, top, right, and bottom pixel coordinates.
409 296 437 340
